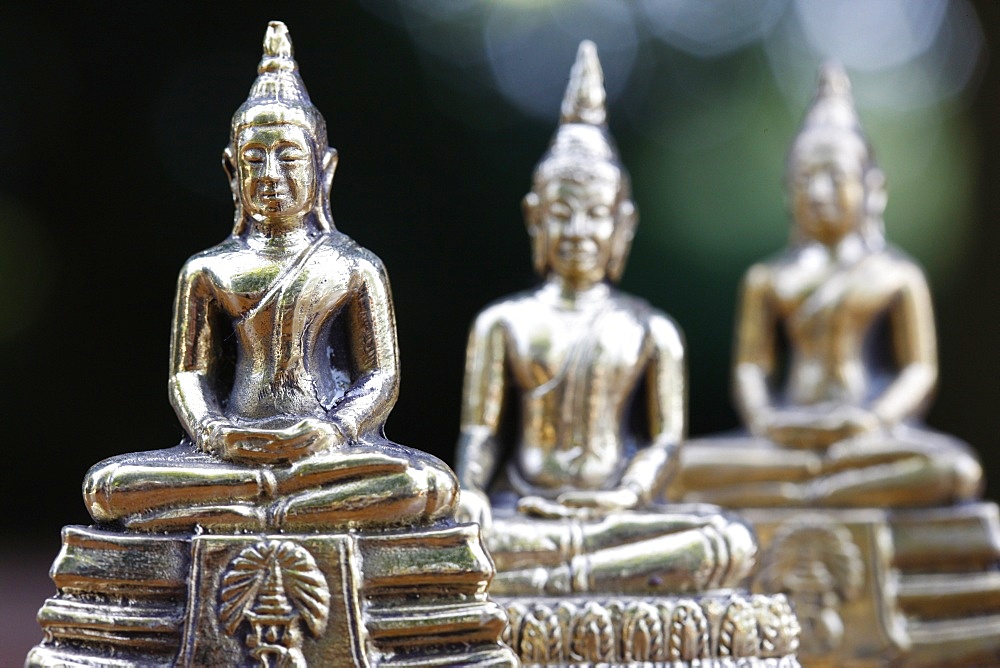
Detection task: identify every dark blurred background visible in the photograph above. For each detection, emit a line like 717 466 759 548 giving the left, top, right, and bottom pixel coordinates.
3 1 998 659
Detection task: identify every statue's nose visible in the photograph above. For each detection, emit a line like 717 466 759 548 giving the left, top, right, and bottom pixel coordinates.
808 172 834 203
566 211 589 236
262 154 282 181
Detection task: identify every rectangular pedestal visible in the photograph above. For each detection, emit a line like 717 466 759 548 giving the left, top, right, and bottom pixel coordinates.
29 524 516 668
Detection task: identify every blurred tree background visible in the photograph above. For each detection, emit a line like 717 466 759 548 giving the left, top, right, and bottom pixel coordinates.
1 2 998 655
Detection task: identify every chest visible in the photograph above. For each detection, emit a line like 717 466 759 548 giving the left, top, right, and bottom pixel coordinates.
210 251 351 319
506 308 648 387
771 256 901 322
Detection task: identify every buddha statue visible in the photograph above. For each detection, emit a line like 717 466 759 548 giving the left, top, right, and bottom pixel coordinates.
81 21 457 533
674 63 983 509
30 22 511 667
454 41 756 597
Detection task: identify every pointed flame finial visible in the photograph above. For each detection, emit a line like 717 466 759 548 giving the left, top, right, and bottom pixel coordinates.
802 61 861 134
816 61 851 100
560 40 607 126
263 21 293 58
259 21 296 73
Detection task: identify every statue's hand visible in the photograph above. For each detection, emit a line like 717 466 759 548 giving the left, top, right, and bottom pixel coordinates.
557 487 640 512
760 409 828 448
456 487 493 533
827 405 881 439
762 405 877 450
217 418 343 464
517 496 581 519
517 488 639 519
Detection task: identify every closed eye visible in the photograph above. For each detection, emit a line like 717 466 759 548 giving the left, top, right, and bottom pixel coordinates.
549 202 572 221
242 148 266 164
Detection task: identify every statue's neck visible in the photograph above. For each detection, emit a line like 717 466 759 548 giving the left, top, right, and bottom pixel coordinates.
541 276 611 310
247 215 314 251
807 231 868 265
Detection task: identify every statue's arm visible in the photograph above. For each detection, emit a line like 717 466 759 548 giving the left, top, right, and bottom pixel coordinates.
455 307 508 493
732 264 779 434
870 265 937 425
330 254 401 441
168 261 228 452
620 313 686 503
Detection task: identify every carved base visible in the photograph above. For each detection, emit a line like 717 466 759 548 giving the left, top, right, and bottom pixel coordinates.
496 592 800 667
27 524 517 667
743 502 1000 666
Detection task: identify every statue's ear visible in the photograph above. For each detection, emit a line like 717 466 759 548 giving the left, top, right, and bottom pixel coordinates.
861 166 887 244
223 146 247 235
222 146 238 195
522 191 540 228
522 191 547 276
865 166 887 218
322 148 339 182
311 148 340 232
607 199 637 283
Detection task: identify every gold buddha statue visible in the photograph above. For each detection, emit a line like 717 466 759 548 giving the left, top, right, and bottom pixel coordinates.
82 21 457 533
31 23 511 666
674 64 983 509
455 41 756 597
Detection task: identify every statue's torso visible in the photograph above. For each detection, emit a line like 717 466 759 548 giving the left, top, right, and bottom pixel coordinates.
495 289 657 491
767 247 920 406
190 235 357 423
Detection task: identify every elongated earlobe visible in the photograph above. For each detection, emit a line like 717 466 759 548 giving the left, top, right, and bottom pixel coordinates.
865 167 886 218
311 147 339 233
523 192 547 276
607 199 636 283
863 166 887 245
322 147 339 180
223 146 246 235
222 146 237 187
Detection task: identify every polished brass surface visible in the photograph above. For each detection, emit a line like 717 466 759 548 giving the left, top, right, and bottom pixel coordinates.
27 21 516 667
451 42 801 667
748 508 907 663
673 64 1000 666
30 524 512 667
454 41 758 601
675 63 982 509
81 21 456 534
500 592 799 667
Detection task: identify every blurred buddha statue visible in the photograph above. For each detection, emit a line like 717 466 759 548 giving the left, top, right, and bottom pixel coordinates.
82 21 457 533
675 64 982 508
455 41 755 596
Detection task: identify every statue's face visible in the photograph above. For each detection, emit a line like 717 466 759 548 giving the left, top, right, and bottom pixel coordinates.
788 131 867 244
237 123 316 221
538 172 619 284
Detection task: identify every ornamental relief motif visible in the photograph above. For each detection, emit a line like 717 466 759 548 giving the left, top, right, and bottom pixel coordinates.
755 520 863 656
500 594 799 664
219 540 331 668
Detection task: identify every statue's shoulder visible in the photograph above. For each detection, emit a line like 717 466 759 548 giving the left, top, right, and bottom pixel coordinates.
744 255 782 285
880 244 929 284
609 290 652 316
470 290 538 335
608 290 667 321
176 237 245 284
613 292 684 351
319 232 390 282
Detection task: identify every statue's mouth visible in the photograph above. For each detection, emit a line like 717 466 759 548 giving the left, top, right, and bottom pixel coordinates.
809 203 841 224
559 240 598 260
